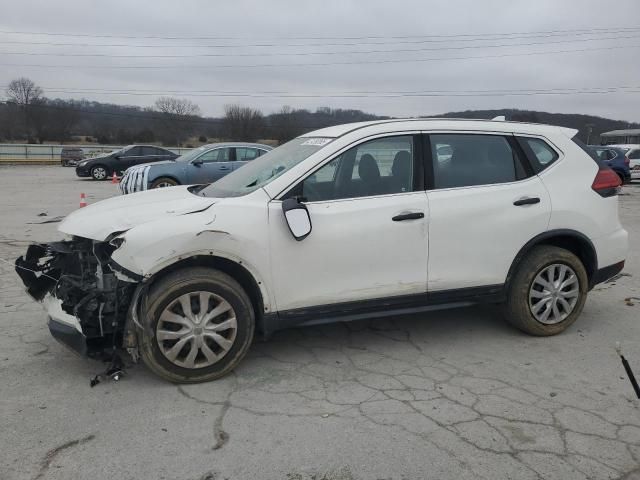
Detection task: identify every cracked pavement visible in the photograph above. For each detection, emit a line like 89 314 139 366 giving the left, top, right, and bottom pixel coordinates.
1 166 639 480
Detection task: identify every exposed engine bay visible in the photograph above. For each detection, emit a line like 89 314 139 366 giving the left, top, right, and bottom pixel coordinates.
15 238 138 359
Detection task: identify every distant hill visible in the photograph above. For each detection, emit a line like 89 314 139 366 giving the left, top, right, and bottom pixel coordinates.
433 109 639 144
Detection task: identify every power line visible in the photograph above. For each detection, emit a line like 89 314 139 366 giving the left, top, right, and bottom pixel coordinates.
5 85 639 95
3 86 638 100
1 28 639 49
1 34 638 58
1 43 637 69
0 25 637 41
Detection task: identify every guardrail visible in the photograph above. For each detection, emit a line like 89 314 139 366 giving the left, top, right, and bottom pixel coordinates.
0 143 193 164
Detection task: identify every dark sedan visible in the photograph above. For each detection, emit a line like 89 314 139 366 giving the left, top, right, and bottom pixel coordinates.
75 145 178 180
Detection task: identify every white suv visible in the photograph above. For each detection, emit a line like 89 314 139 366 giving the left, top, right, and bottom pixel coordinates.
16 119 628 383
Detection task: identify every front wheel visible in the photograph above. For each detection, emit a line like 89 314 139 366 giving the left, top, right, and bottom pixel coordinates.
90 165 109 180
150 177 179 189
138 267 255 383
504 246 588 336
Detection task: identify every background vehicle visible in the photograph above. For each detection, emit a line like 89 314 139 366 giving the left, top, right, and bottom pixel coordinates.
119 142 272 194
75 145 178 180
17 119 627 383
60 147 85 167
588 145 630 184
619 145 640 182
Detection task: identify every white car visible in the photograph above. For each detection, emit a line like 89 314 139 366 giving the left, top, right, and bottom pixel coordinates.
16 119 628 383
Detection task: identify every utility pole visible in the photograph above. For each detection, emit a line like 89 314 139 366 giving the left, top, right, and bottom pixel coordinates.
585 123 594 144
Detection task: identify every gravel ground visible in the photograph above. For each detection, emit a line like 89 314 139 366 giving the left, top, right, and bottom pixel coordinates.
1 166 639 480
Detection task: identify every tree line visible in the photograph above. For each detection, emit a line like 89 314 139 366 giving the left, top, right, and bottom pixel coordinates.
0 77 382 146
1 77 637 146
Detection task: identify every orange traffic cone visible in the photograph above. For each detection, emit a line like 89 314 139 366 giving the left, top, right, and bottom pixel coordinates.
111 172 119 184
80 192 87 208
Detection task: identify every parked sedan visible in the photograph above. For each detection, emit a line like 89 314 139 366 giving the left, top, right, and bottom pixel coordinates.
60 147 84 167
588 146 631 184
119 142 272 194
75 145 178 180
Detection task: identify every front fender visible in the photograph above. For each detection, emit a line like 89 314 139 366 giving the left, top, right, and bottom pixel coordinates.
110 222 273 311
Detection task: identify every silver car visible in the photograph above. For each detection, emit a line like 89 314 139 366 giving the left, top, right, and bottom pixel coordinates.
119 142 272 194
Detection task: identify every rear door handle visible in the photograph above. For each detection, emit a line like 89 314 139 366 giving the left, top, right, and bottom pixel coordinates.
392 212 424 221
513 197 540 206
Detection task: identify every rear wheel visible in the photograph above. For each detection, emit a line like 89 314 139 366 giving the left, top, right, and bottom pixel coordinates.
150 177 179 189
138 267 255 383
504 246 588 336
90 165 109 180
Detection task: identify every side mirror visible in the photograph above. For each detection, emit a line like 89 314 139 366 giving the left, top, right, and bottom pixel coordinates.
282 197 312 241
192 158 203 166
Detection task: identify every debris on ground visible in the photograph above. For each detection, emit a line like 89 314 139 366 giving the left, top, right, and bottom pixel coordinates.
624 297 640 306
615 342 640 399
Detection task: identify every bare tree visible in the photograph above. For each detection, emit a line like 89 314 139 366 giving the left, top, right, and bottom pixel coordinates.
271 105 303 143
6 77 43 105
153 97 201 145
223 104 264 141
6 77 44 141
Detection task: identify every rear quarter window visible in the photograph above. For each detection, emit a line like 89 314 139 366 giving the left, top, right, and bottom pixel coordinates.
517 137 559 172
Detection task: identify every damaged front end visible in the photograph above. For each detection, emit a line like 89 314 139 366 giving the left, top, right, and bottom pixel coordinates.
15 238 140 360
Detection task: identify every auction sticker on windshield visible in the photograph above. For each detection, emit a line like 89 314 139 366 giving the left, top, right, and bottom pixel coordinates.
301 138 332 146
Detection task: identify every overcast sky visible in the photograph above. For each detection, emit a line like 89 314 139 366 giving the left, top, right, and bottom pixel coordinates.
1 0 639 122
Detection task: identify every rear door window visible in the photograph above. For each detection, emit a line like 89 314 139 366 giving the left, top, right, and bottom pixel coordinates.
141 146 159 156
430 134 526 189
236 147 261 161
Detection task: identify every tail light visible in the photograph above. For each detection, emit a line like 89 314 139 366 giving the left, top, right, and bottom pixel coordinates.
624 155 630 167
592 166 621 197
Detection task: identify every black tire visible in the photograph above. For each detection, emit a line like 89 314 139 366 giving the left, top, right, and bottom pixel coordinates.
504 245 588 336
90 165 109 180
138 267 255 383
150 177 179 189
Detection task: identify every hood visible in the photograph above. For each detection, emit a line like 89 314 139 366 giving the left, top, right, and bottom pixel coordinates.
83 153 113 162
59 186 216 241
127 159 176 171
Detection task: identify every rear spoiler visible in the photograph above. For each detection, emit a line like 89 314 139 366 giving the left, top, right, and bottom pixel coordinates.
560 127 579 138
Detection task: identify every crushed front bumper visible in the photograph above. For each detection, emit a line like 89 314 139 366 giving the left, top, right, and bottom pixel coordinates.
15 239 137 359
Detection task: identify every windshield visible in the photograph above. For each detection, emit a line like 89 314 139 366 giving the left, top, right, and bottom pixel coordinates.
108 145 133 156
177 145 209 162
198 137 332 197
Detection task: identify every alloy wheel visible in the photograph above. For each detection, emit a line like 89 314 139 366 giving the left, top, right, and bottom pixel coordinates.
92 167 107 180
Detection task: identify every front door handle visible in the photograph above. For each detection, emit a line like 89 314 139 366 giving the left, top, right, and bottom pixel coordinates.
219 166 230 171
392 212 424 221
513 197 540 206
